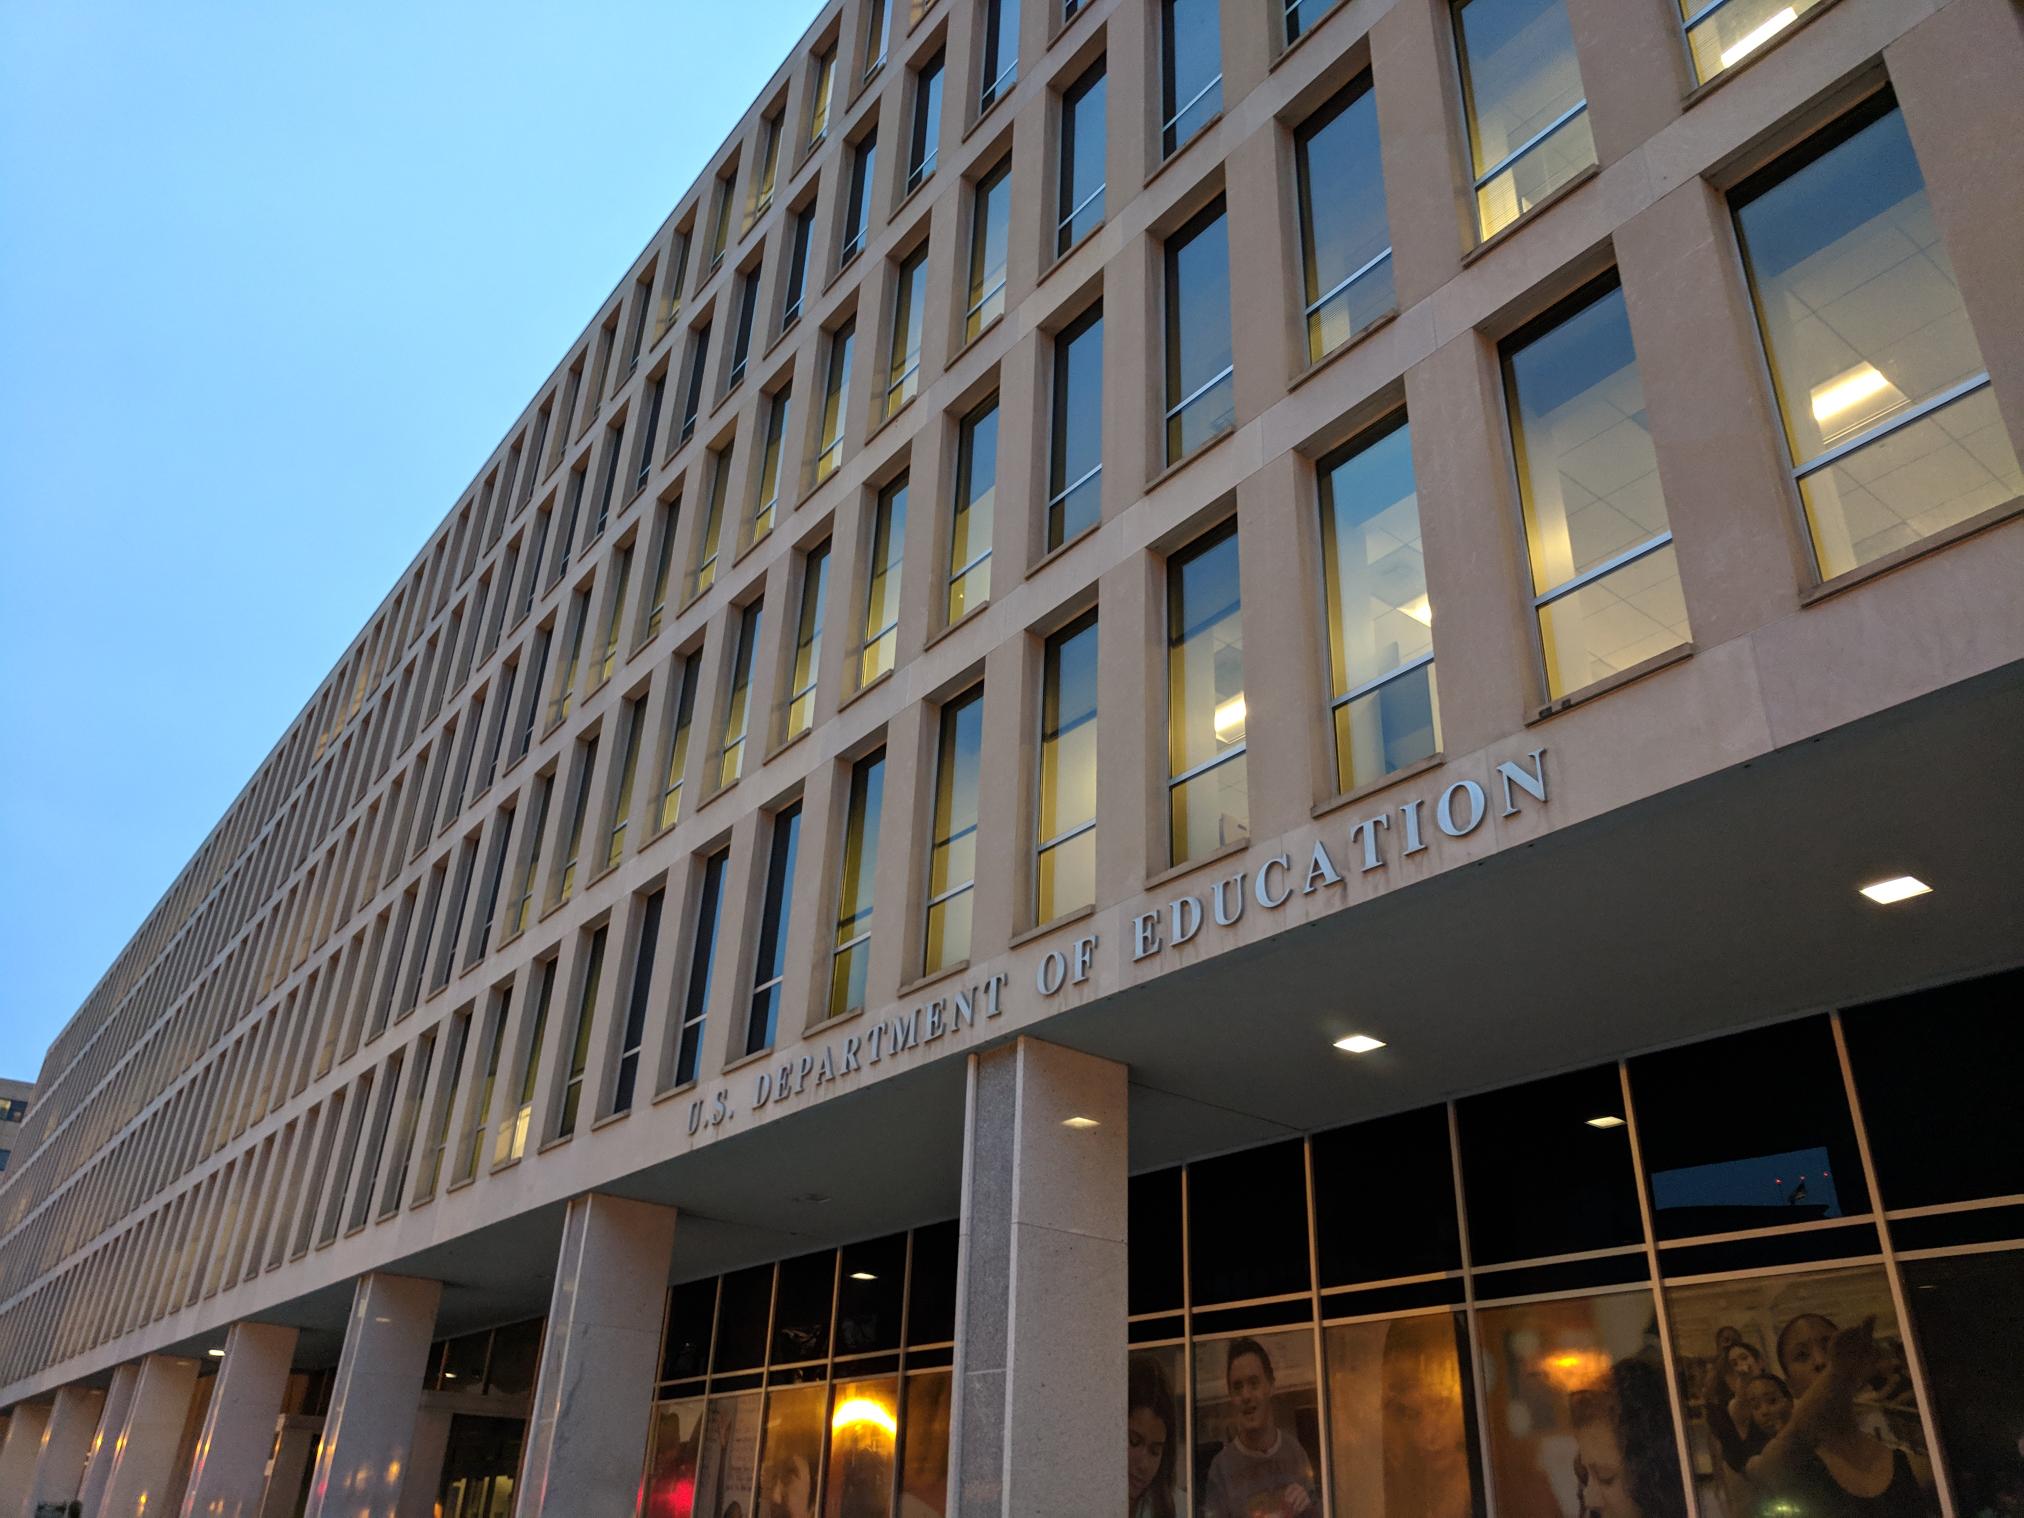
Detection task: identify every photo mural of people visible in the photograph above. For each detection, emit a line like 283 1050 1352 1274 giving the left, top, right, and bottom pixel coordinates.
1194 1330 1323 1518
1131 1351 1183 1518
1324 1312 1481 1518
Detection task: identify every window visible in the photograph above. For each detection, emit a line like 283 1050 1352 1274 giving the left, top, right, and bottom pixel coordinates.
611 888 664 1114
828 750 885 1019
680 323 712 444
727 273 760 391
751 387 791 544
964 160 1012 341
594 418 625 530
809 46 837 146
745 803 803 1055
645 500 679 640
606 696 646 867
556 733 600 902
1734 95 2019 581
1160 0 1222 157
627 271 655 372
548 591 589 727
948 397 999 622
673 850 728 1087
1057 59 1106 256
924 689 984 974
1681 0 1820 82
1454 0 1596 238
719 602 762 788
861 474 908 685
691 444 732 600
842 131 878 266
461 993 507 1181
751 112 782 221
816 320 854 483
1295 78 1394 362
1504 275 1687 701
1283 0 1336 43
657 654 699 830
636 376 666 490
784 541 830 741
908 52 945 192
886 249 928 417
865 0 892 75
781 208 814 328
600 546 633 682
499 958 557 1164
1163 198 1234 463
554 467 588 582
980 0 1019 111
1319 416 1439 794
1166 522 1246 865
661 233 691 342
1037 612 1098 922
1047 305 1104 549
706 166 735 270
472 809 515 959
556 925 607 1139
511 775 552 937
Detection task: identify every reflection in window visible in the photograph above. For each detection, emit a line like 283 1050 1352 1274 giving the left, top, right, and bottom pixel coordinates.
1325 1314 1481 1518
1681 0 1823 83
1166 522 1247 866
1455 0 1596 237
861 475 908 685
1161 0 1222 158
980 0 1019 110
1188 1138 1309 1305
498 958 556 1164
908 52 945 193
671 849 726 1088
745 802 801 1055
924 689 984 975
718 602 762 788
1320 416 1439 794
1164 199 1235 462
1036 613 1098 923
948 397 999 622
1733 94 2019 580
782 208 814 328
828 1374 900 1516
843 131 878 266
750 385 791 544
1047 304 1104 549
690 443 731 600
829 749 885 1019
1504 277 1688 701
1457 1062 1642 1265
816 320 855 484
611 887 661 1114
657 653 698 830
1296 78 1395 362
809 46 837 146
1057 60 1107 256
784 541 829 742
1193 1330 1323 1517
965 161 1012 340
555 924 606 1138
1900 1251 2024 1518
887 250 928 417
680 322 711 444
606 699 644 868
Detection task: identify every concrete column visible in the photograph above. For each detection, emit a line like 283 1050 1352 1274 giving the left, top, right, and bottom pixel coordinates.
391 1410 450 1518
518 1194 679 1517
1236 449 1327 833
20 1384 104 1518
1563 0 1688 167
0 1405 51 1516
1373 0 1471 306
178 1322 299 1518
948 1037 1128 1518
75 1364 139 1518
159 1374 214 1518
300 1273 441 1518
95 1355 199 1518
254 1417 320 1518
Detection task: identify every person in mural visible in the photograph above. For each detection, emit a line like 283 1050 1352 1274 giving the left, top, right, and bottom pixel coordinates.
1202 1337 1318 1518
1130 1353 1180 1518
1747 1314 1937 1518
760 1426 820 1518
1741 1374 1795 1443
1379 1315 1475 1518
1569 1357 1687 1518
1704 1339 1775 1473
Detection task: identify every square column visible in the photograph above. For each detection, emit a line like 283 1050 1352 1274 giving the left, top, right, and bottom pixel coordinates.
76 1362 139 1517
178 1322 299 1518
518 1194 679 1518
0 1404 50 1514
95 1354 200 1518
254 1416 321 1518
20 1383 104 1518
301 1273 441 1518
948 1037 1128 1518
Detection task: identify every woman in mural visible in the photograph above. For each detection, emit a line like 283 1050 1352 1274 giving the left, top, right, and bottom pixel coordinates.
1379 1315 1475 1518
1703 1338 1774 1473
1568 1357 1687 1518
1130 1353 1181 1518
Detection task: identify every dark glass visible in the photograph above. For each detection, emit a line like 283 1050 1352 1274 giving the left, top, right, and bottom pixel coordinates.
906 1221 960 1345
714 1263 775 1372
680 322 711 440
1057 61 1107 254
980 0 1018 106
1842 967 2024 1209
1164 199 1234 459
908 53 944 188
1901 1250 2024 1518
772 1247 837 1365
1457 1063 1643 1265
674 849 727 1088
438 1330 490 1390
1188 1139 1311 1306
844 131 877 258
745 803 803 1055
729 273 759 385
1629 1015 1869 1238
1160 0 1222 156
1048 305 1104 548
836 1232 909 1355
612 888 663 1113
660 1277 719 1382
1312 1104 1461 1286
1130 1168 1185 1315
484 1318 543 1395
782 209 813 323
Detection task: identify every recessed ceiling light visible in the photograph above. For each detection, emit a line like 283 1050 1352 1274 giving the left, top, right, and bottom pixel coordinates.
1586 1115 1626 1130
848 1271 878 1281
1062 1115 1101 1130
1859 876 1930 905
1333 1034 1386 1054
207 1347 226 1358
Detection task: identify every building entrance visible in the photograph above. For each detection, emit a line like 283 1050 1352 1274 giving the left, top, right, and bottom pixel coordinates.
437 1413 524 1518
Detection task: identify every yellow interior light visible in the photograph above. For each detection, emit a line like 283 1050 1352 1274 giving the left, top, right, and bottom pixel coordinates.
1719 7 1798 68
1212 695 1247 740
1401 594 1433 627
832 1396 898 1436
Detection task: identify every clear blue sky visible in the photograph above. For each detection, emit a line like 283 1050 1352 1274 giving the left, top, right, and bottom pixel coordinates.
0 1 821 1082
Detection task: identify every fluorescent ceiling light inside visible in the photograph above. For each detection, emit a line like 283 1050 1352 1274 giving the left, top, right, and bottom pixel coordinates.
1859 875 1931 904
1586 1115 1626 1130
1401 593 1433 627
849 1271 878 1281
1062 1115 1101 1130
1719 7 1798 68
1213 695 1247 740
1333 1034 1386 1054
1810 361 1900 433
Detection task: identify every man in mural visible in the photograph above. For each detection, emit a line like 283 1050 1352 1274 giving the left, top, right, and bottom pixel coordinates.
1203 1337 1318 1518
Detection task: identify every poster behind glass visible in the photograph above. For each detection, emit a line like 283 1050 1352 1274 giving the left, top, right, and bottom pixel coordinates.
695 1392 762 1518
1130 1346 1187 1518
1899 1250 2024 1518
1324 1312 1482 1518
644 1396 708 1518
1193 1328 1323 1518
898 1368 952 1518
759 1384 828 1518
1667 1264 1937 1518
826 1375 899 1518
1477 1288 1685 1518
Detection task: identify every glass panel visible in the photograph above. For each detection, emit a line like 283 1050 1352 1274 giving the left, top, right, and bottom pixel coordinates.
1332 665 1439 796
715 1265 774 1372
980 0 1019 105
1312 1105 1462 1286
1297 80 1394 360
1898 1251 2024 1518
909 55 944 187
772 1247 835 1364
1324 1314 1481 1518
486 1319 543 1394
949 400 998 622
888 253 928 415
836 1232 907 1353
760 1385 827 1518
1193 1329 1324 1515
830 752 885 1019
966 163 1012 339
1189 1139 1311 1305
1049 307 1104 548
643 1395 708 1518
746 804 801 1055
1473 107 1593 237
1036 828 1094 926
1037 614 1098 920
1666 1267 1936 1518
907 1222 960 1346
1685 0 1826 84
1162 0 1223 156
1457 0 1593 235
698 1392 763 1518
825 1375 899 1518
1476 1291 1682 1518
1129 1169 1185 1315
1170 755 1248 863
1059 63 1108 254
752 389 790 542
923 888 973 978
861 476 907 685
1167 523 1246 862
1535 545 1688 698
661 1277 718 1382
817 322 854 484
1165 202 1234 461
1627 1015 1868 1239
786 542 828 739
926 692 984 973
1129 1347 1188 1518
899 1369 953 1516
720 604 761 789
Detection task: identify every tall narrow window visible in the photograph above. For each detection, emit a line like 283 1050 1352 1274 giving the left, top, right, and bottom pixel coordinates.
600 546 633 682
828 750 885 1019
1320 416 1440 793
499 958 557 1164
719 602 762 788
556 734 600 902
964 161 1012 341
752 112 782 221
949 397 999 622
628 271 655 371
658 654 700 829
842 131 878 265
661 234 690 342
908 53 945 192
512 775 553 936
1161 0 1222 157
1504 275 1686 701
636 376 666 490
707 166 735 270
472 808 515 959
746 803 803 1055
1681 0 1819 82
417 1009 468 1198
1455 0 1595 238
1057 60 1107 256
646 500 679 639
861 474 908 685
1037 613 1098 922
784 541 830 740
1734 94 2019 581
1164 199 1234 463
556 926 606 1139
594 418 625 532
751 386 791 544
519 512 552 623
1296 79 1394 362
606 696 646 867
980 0 1019 111
462 990 508 1181
548 591 590 727
782 209 814 328
680 323 712 445
816 320 855 484
924 690 984 975
727 274 760 391
517 628 552 758
612 888 664 1114
674 850 728 1087
866 0 893 75
809 46 837 146
886 250 928 417
1047 306 1104 549
691 444 732 600
1167 522 1247 865
554 467 588 582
